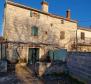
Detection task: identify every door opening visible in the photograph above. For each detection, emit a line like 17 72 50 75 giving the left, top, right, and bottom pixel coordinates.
28 48 39 64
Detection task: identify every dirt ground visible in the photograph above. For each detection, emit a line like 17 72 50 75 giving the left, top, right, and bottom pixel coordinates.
0 64 44 84
0 64 83 84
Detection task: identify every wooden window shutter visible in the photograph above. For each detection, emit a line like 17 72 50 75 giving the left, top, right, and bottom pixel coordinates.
30 11 32 17
38 13 40 19
81 32 85 40
60 31 65 39
31 26 38 36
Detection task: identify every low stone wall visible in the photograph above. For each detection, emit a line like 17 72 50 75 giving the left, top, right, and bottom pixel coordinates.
45 61 66 75
67 52 91 84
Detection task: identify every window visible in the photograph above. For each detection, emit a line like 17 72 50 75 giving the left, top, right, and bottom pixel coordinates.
60 31 65 39
33 12 38 17
81 32 85 40
38 13 40 19
31 26 38 36
50 23 53 27
30 11 32 17
45 31 48 35
30 11 40 19
61 19 64 24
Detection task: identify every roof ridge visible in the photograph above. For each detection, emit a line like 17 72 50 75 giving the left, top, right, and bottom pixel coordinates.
78 26 91 31
7 1 77 23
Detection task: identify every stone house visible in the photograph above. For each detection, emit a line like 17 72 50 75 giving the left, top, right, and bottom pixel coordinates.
3 1 77 63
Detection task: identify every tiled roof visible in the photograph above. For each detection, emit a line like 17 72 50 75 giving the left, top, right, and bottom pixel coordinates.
78 26 91 32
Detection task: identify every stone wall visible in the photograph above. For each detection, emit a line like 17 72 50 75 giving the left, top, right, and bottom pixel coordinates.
0 43 27 63
3 2 77 62
45 61 66 75
67 52 91 84
3 2 77 51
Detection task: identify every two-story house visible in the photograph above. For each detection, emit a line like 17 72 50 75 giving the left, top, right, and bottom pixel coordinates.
3 1 77 63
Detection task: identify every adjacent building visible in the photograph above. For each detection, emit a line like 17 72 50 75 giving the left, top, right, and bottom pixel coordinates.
77 27 91 52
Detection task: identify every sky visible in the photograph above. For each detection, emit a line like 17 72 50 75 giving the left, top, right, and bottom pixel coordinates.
0 0 91 36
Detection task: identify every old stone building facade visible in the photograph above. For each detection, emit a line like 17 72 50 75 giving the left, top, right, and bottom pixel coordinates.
3 1 77 63
1 1 91 81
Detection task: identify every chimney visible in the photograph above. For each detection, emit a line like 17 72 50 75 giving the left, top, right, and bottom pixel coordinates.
41 0 48 12
66 9 71 20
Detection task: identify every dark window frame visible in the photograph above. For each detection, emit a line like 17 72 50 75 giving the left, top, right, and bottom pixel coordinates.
30 11 32 17
60 31 65 39
61 19 64 24
31 26 38 36
81 32 85 40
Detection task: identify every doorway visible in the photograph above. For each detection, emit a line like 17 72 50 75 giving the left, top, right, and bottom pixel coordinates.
28 48 39 64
